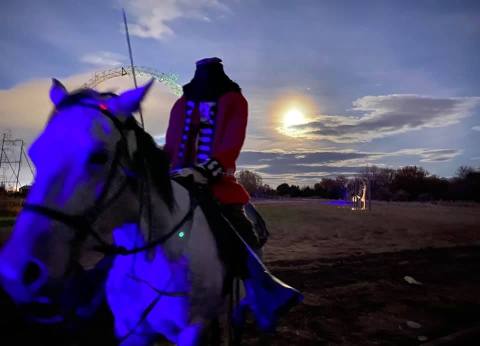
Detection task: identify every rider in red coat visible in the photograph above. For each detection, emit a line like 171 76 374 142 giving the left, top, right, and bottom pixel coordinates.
164 58 301 332
164 85 250 205
165 57 259 247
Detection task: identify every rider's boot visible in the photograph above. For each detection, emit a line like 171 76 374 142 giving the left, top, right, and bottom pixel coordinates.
218 205 303 332
230 228 303 332
207 202 302 332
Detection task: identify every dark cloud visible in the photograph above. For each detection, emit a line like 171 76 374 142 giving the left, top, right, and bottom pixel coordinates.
238 150 372 178
256 164 365 175
238 150 371 167
292 95 480 143
416 149 461 162
238 147 462 181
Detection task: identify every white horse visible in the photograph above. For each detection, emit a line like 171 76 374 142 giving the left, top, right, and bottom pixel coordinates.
0 80 301 345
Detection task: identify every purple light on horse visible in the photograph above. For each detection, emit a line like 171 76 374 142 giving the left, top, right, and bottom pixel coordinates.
0 79 301 345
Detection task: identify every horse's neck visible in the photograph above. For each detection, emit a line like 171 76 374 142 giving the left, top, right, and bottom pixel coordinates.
148 179 189 225
139 180 190 257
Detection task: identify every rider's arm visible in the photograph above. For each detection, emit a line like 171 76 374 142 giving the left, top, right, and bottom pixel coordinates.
209 92 248 173
164 97 185 164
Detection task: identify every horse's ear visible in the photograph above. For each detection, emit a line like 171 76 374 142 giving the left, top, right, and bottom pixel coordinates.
107 79 155 119
49 78 68 106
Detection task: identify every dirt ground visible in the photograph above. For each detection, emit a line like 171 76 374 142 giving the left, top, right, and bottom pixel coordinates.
1 200 479 345
239 200 480 345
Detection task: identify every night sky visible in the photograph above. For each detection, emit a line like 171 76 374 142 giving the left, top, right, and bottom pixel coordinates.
1 0 479 186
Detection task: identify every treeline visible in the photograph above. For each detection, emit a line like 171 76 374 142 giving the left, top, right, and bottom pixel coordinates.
236 165 480 202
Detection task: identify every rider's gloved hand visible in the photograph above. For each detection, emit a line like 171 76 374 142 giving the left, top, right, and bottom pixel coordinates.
195 159 223 182
171 159 223 184
172 167 208 184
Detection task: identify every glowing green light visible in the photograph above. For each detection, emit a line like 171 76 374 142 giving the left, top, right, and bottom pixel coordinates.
178 231 185 238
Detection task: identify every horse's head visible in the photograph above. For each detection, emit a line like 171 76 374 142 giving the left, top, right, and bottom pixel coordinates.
0 79 154 305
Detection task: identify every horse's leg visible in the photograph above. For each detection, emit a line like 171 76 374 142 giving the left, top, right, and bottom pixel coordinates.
206 318 221 346
229 278 246 346
177 322 207 346
114 318 157 346
258 332 275 346
119 333 156 346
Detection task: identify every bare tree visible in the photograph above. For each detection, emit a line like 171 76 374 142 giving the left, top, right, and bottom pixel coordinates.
456 166 475 180
236 170 263 196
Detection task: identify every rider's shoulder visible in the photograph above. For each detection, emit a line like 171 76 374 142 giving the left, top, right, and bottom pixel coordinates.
171 96 187 109
220 91 247 106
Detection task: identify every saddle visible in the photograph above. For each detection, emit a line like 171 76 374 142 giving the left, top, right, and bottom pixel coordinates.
174 176 303 332
173 177 258 284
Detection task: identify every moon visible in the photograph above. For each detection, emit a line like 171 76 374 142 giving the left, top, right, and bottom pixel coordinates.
283 108 307 128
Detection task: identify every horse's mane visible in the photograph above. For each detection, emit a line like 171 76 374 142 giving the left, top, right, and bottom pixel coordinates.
130 121 174 210
55 89 174 210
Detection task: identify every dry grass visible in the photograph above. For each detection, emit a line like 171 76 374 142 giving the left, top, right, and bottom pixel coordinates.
256 199 480 262
242 200 480 345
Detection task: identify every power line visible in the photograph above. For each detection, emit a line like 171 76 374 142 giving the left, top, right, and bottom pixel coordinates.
0 133 34 191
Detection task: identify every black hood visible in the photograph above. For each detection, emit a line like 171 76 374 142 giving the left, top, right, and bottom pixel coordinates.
183 57 241 101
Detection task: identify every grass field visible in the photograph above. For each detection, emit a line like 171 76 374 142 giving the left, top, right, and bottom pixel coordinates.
257 199 480 261
239 199 480 345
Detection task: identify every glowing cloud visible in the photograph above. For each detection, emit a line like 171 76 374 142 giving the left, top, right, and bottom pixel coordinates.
291 94 480 143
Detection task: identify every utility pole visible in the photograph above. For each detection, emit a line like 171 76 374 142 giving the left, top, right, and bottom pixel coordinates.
122 8 145 128
0 133 5 170
0 133 34 191
0 133 5 190
15 140 23 191
22 146 34 178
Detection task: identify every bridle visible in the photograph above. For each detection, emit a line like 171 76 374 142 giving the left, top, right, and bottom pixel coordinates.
16 96 200 342
23 100 196 257
16 96 234 344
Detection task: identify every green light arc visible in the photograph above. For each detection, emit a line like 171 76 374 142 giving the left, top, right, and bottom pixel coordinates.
83 66 182 96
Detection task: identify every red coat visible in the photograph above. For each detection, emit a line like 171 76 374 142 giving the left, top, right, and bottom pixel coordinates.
165 92 250 205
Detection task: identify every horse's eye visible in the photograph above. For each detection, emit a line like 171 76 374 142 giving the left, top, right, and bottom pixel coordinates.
88 151 109 165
